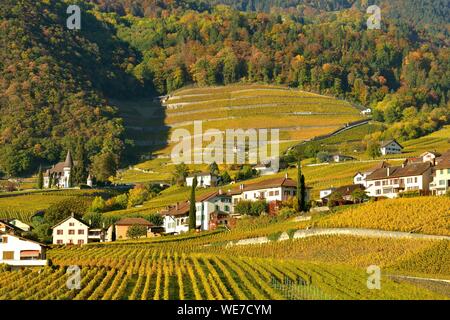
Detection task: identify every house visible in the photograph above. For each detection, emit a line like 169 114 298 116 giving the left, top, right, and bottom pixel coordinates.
380 140 403 155
420 151 441 165
114 218 158 240
0 232 48 267
354 161 389 187
230 175 311 212
161 190 234 234
430 159 450 195
7 219 32 232
186 172 218 188
254 160 279 175
320 188 336 200
44 151 74 189
365 162 433 198
322 184 366 205
0 219 23 234
361 108 372 115
331 154 356 163
51 215 89 245
404 151 442 166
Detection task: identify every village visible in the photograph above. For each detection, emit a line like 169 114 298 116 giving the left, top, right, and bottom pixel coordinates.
1 137 449 268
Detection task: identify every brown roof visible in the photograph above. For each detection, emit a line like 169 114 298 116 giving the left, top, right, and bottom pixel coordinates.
435 158 450 170
115 218 153 226
51 215 89 229
366 162 431 180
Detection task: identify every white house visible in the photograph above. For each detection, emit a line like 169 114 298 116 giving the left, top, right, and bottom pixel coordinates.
354 161 389 187
320 188 336 200
365 162 433 198
230 175 311 211
380 140 403 156
430 158 450 195
361 108 372 115
420 151 441 165
7 219 32 232
44 151 74 189
0 233 47 267
331 154 356 163
161 190 233 234
186 172 218 188
51 215 89 245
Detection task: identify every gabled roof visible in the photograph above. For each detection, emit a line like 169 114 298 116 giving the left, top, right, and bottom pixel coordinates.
115 218 153 227
356 161 390 176
0 219 23 232
420 151 441 157
366 162 431 180
51 215 89 229
380 139 403 149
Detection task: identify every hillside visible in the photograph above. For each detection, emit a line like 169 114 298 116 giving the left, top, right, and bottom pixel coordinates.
0 0 146 177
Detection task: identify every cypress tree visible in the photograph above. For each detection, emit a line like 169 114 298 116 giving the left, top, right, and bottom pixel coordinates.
37 165 43 189
188 176 198 231
48 173 53 188
297 158 302 211
300 174 307 212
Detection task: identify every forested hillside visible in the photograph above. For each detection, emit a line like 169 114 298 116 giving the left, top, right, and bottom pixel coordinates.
0 0 448 177
0 0 145 176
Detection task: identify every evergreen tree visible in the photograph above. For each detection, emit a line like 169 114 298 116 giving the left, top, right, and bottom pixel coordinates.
37 165 43 189
48 173 53 188
297 158 307 212
189 176 197 231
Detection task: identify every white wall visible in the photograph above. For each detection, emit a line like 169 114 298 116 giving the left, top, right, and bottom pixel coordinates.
52 217 89 245
0 234 46 266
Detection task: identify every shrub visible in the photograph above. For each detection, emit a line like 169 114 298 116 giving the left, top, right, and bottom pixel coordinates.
44 197 90 225
126 224 148 239
89 196 106 213
128 184 149 208
278 208 296 219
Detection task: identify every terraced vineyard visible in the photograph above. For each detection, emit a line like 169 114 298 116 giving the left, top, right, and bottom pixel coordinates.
0 248 442 300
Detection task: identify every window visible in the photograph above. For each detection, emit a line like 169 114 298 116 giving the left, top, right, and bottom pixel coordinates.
2 236 7 244
447 169 450 174
78 229 84 235
57 230 63 235
356 177 361 182
57 240 63 245
224 205 230 212
2 251 14 260
376 190 382 195
414 177 418 183
382 180 388 186
68 230 75 235
439 180 445 186
78 240 84 245
375 181 381 186
69 222 74 227
69 239 73 244
274 190 279 196
269 191 274 196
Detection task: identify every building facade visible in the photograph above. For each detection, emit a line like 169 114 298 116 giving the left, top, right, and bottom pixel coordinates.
0 233 47 266
186 173 218 188
380 140 403 155
52 216 89 245
430 159 450 195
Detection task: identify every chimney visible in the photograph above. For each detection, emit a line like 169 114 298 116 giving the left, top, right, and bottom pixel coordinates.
218 189 223 195
285 173 288 179
387 167 390 176
71 212 74 218
176 202 179 210
240 184 244 190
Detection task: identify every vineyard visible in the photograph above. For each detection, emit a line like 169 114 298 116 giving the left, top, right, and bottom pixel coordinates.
314 197 450 236
0 247 445 300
